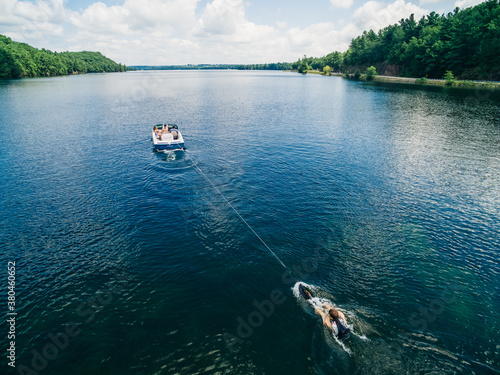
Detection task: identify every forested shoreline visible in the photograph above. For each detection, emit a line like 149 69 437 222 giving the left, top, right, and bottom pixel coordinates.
294 0 500 81
0 35 127 79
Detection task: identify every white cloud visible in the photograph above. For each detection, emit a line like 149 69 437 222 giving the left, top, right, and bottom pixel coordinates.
353 0 428 32
287 22 357 57
71 0 199 35
0 0 433 65
198 0 246 35
0 0 71 41
72 2 132 35
454 0 484 9
330 0 355 9
419 0 444 5
65 0 202 63
193 0 291 62
65 0 285 64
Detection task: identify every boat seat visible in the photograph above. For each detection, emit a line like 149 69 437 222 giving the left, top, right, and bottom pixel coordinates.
171 130 179 140
161 133 173 141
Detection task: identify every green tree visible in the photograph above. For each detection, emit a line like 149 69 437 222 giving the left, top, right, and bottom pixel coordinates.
0 34 127 79
444 70 455 85
296 0 500 80
297 56 311 73
365 66 377 80
324 51 343 71
323 65 332 75
0 48 23 78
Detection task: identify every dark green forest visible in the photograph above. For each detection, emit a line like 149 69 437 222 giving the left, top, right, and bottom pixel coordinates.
294 0 500 80
0 35 127 79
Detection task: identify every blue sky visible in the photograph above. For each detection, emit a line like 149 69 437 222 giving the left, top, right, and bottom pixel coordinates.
0 0 485 65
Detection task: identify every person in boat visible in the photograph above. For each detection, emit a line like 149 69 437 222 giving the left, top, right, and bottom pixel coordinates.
154 126 161 138
161 126 169 134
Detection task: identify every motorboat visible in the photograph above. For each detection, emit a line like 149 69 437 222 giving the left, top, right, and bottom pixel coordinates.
152 124 185 151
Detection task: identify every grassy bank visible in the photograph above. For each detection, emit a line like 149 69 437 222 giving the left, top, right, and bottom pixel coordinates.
323 72 500 90
371 75 500 89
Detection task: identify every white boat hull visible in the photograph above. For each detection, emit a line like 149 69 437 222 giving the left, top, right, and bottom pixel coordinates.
152 127 185 151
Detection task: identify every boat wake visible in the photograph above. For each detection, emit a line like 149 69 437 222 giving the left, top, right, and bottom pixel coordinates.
292 281 370 355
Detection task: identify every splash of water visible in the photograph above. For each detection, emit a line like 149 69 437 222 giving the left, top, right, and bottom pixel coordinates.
292 281 353 355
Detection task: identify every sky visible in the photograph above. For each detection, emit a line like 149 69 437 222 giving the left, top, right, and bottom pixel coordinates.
0 0 487 65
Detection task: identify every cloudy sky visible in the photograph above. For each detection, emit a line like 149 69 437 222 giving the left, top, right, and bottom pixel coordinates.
0 0 485 65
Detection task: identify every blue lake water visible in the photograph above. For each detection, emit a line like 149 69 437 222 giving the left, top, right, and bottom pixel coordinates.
0 71 499 374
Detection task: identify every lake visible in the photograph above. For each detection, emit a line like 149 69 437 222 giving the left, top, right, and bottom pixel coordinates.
0 71 499 374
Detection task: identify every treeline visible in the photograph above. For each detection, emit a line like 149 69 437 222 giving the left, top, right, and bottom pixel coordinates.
294 0 500 80
0 34 127 79
132 62 292 71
